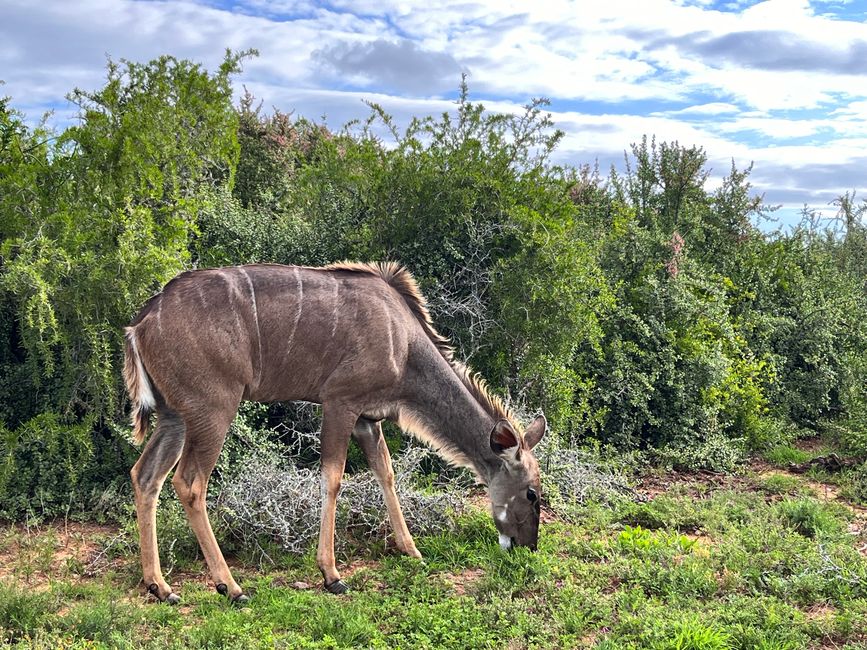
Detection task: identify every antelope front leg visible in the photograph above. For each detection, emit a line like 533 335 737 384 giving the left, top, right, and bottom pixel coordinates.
317 405 356 594
352 419 421 559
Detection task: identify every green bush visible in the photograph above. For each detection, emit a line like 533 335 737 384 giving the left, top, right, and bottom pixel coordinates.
0 413 94 519
776 498 841 539
0 53 250 516
655 432 745 473
1 51 866 526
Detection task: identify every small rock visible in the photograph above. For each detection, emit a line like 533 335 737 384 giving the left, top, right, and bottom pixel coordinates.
292 581 311 590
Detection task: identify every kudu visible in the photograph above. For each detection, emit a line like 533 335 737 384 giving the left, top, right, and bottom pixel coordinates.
124 262 546 603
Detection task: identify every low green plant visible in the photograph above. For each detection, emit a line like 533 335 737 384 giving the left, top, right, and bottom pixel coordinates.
616 525 697 555
651 618 732 650
0 584 56 644
757 473 806 496
616 495 704 532
776 498 842 539
763 445 814 467
53 597 139 646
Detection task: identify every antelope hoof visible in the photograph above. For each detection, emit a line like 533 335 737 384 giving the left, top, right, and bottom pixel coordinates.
324 579 349 595
148 583 179 605
216 583 247 605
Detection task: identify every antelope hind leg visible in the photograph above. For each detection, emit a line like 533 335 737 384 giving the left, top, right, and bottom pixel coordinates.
131 409 185 603
172 407 247 604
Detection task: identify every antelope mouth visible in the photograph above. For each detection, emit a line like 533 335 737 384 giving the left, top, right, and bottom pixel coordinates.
498 534 516 550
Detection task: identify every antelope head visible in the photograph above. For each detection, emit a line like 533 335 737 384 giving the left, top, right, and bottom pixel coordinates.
486 415 546 551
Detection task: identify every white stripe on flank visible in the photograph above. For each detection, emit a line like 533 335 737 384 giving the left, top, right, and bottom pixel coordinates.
385 319 400 375
128 329 156 410
285 267 304 355
330 276 340 338
239 267 262 384
221 269 243 334
154 294 163 332
197 285 208 311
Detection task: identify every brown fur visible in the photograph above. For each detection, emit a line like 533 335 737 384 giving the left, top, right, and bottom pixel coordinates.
325 261 516 430
123 262 543 602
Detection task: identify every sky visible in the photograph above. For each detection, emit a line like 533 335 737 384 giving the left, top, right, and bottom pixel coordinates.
1 0 866 228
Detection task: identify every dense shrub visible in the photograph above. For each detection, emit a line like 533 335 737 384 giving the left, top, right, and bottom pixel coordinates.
0 52 865 519
0 52 249 517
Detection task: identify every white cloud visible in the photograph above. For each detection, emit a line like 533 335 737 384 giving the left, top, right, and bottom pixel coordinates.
833 100 867 120
660 102 741 115
0 0 864 215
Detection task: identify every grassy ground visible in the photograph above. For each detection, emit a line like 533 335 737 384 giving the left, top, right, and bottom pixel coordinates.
1 446 866 649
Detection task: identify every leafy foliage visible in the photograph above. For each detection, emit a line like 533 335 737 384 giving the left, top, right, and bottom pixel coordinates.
0 52 250 517
1 50 865 517
0 414 93 518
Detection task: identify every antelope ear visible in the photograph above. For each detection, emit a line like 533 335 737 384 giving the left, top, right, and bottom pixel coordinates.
524 414 547 449
490 420 520 457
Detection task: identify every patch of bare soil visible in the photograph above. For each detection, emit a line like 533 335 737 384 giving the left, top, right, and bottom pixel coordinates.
635 470 751 501
793 436 828 455
443 567 485 596
800 476 844 502
803 604 837 621
579 631 606 648
684 532 713 548
341 558 380 578
464 490 489 512
0 521 119 589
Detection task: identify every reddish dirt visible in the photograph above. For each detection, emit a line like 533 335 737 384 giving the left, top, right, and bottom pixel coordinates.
464 491 489 512
793 436 829 455
0 521 118 588
443 567 485 596
635 468 750 500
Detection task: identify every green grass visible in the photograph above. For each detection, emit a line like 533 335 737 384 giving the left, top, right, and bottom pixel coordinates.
756 473 808 496
762 445 815 466
2 470 867 649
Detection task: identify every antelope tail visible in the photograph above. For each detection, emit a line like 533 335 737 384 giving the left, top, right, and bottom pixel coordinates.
123 328 156 445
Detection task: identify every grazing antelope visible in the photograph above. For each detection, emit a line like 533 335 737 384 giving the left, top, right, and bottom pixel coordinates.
124 262 546 603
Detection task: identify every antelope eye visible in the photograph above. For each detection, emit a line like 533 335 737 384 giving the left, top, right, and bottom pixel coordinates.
527 487 538 502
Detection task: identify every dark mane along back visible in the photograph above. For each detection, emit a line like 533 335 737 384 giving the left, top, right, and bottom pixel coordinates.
325 261 517 429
